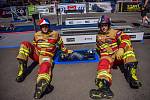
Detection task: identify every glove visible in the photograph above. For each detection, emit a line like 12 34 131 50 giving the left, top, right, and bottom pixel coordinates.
68 50 73 54
116 48 124 60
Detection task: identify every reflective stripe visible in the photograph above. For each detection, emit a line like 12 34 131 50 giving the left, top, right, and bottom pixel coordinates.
37 73 50 83
121 40 131 46
100 43 109 48
37 43 54 46
62 48 67 51
131 68 138 80
18 65 23 77
96 47 100 50
32 41 36 43
123 51 135 59
110 42 117 47
101 52 109 55
97 70 112 80
20 48 29 53
39 51 54 56
58 38 63 44
19 51 29 56
37 43 55 48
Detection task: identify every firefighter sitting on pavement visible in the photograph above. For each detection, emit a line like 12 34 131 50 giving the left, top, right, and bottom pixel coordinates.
90 15 142 99
15 18 73 99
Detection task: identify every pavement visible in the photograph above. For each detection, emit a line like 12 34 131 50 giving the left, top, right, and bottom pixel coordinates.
0 12 150 100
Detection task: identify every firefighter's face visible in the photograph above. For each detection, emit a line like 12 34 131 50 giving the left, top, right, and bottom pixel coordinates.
100 23 109 33
41 24 49 33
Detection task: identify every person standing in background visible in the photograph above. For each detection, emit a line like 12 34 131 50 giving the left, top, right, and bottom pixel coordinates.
141 0 150 25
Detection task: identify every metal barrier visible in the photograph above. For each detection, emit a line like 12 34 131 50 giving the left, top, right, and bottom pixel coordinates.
61 25 144 44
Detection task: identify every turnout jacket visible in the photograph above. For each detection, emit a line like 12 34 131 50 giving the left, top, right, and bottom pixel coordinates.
32 30 69 57
96 28 131 57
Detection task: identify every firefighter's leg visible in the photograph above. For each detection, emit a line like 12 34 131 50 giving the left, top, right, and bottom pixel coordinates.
122 48 142 89
90 56 114 99
34 56 53 99
16 41 34 82
16 59 27 82
124 62 142 88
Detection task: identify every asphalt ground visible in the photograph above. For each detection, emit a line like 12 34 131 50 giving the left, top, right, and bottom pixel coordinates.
0 12 150 100
0 40 150 100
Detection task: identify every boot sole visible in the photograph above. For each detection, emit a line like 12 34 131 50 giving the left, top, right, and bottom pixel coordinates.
90 89 113 99
34 81 48 99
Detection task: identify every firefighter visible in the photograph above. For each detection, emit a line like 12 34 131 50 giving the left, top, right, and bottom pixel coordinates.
15 18 72 99
90 15 142 99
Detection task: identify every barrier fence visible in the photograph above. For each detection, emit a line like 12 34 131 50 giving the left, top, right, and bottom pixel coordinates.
0 0 144 19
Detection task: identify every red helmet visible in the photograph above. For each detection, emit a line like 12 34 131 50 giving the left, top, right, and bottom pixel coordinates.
39 18 50 26
98 15 111 28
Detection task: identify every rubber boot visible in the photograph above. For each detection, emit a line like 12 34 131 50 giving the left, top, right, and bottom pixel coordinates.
90 79 114 99
34 79 51 99
16 59 27 82
124 62 142 89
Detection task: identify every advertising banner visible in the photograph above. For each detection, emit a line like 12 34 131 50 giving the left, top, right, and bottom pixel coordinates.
36 4 56 16
27 5 36 16
11 6 27 22
65 17 98 25
58 3 86 14
62 35 96 44
88 2 115 12
118 1 141 12
0 7 12 18
0 6 27 18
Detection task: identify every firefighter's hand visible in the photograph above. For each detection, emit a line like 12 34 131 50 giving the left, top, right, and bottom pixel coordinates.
68 50 73 54
116 48 124 60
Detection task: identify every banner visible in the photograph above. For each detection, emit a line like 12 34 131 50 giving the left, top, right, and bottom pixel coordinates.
58 3 86 14
11 6 27 22
88 2 115 12
118 1 141 12
27 5 36 16
36 4 56 16
0 6 27 18
65 17 98 25
0 7 12 18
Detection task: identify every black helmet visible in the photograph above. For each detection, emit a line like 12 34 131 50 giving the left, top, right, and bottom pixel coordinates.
98 15 111 28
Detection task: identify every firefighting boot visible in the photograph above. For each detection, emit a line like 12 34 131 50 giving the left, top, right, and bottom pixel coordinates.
124 62 142 89
16 59 27 82
34 79 51 99
90 79 114 99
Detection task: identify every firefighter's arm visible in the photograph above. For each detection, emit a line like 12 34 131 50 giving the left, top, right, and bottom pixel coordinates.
117 31 131 50
57 33 73 54
116 31 131 60
96 35 109 56
32 33 38 46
